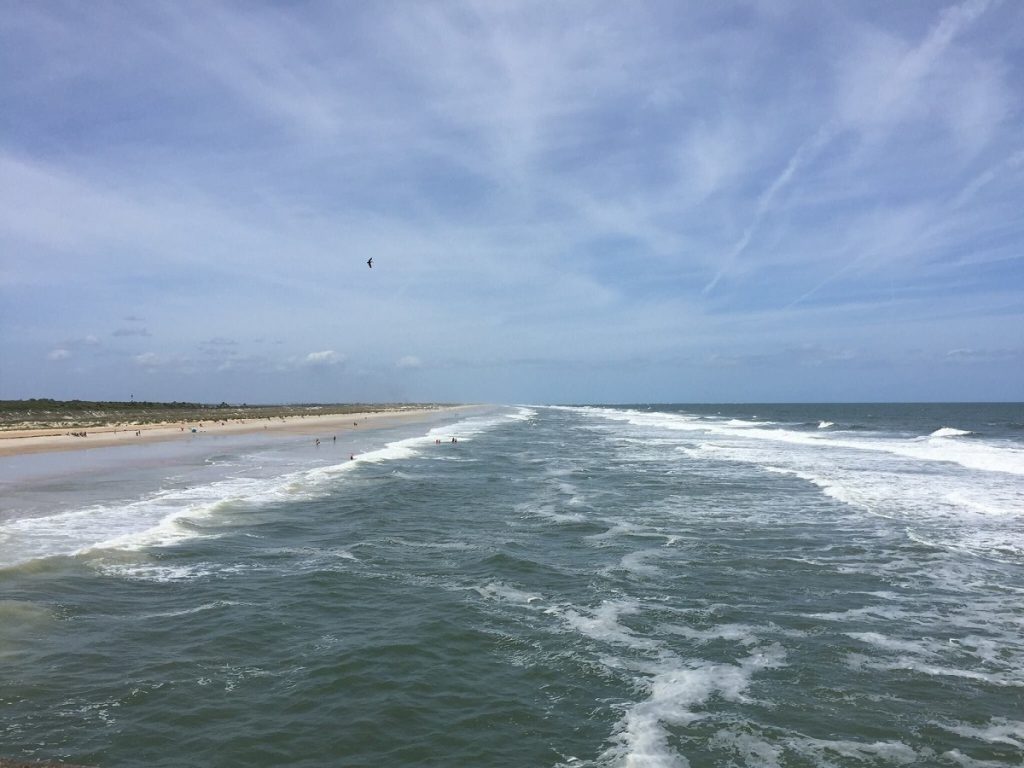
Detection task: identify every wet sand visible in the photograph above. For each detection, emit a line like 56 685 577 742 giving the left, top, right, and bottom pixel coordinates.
0 407 469 458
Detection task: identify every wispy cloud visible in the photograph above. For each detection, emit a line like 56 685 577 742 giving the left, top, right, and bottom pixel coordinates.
2 1 1021 402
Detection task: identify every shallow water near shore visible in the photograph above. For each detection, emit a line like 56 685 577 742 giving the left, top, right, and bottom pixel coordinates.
1 403 1023 767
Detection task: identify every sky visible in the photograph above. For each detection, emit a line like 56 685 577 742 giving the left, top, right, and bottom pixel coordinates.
1 1 1022 404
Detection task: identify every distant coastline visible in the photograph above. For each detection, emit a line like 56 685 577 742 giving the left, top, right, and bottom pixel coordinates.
0 400 466 457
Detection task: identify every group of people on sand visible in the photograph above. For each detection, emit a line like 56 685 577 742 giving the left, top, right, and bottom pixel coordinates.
434 438 458 444
69 429 147 438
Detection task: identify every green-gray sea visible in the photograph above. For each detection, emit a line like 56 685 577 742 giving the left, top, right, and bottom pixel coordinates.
2 403 1023 767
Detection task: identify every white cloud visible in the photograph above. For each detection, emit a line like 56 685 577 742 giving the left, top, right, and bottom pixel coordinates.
47 348 70 361
835 0 999 143
304 350 342 366
2 2 1021 402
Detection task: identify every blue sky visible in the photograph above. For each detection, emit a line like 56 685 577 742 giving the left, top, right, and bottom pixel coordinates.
1 0 1022 404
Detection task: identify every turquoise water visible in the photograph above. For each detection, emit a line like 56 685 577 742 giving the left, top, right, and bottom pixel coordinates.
2 404 1023 766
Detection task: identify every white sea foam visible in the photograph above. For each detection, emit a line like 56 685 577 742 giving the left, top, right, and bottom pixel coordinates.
709 728 783 768
805 605 912 622
0 408 518 569
0 475 265 565
473 581 543 605
350 439 422 463
818 421 834 429
559 599 658 651
845 632 941 656
953 635 1005 665
930 427 974 438
0 459 350 568
585 521 681 552
542 559 792 768
675 422 1024 562
137 600 247 619
93 562 222 582
942 718 1024 749
663 623 761 647
845 653 1024 687
600 645 786 768
616 549 663 577
788 737 918 765
941 749 1014 767
429 408 532 441
571 406 1024 476
384 537 473 552
896 437 1024 476
533 506 589 524
506 406 538 421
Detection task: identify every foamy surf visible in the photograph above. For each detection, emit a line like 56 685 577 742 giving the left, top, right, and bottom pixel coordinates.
4 403 1022 766
597 645 787 768
0 406 517 569
572 406 1024 476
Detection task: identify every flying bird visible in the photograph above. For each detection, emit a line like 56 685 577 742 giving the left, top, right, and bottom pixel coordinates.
367 258 373 268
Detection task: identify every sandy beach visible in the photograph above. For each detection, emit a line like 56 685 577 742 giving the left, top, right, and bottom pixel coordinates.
0 407 468 458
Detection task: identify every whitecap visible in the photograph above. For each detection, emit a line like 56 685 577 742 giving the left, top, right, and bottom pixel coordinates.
930 427 974 438
575 405 1024 476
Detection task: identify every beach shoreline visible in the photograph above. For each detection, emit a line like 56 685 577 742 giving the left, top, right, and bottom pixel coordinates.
0 406 472 458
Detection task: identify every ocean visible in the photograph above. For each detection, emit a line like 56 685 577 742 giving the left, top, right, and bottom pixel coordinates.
1 403 1022 767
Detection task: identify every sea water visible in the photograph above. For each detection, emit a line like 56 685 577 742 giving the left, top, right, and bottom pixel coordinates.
1 403 1022 767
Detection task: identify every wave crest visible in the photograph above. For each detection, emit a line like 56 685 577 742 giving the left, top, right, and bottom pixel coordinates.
929 427 973 438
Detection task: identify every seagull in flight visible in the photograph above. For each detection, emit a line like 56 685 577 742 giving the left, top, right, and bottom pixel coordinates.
367 258 373 269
